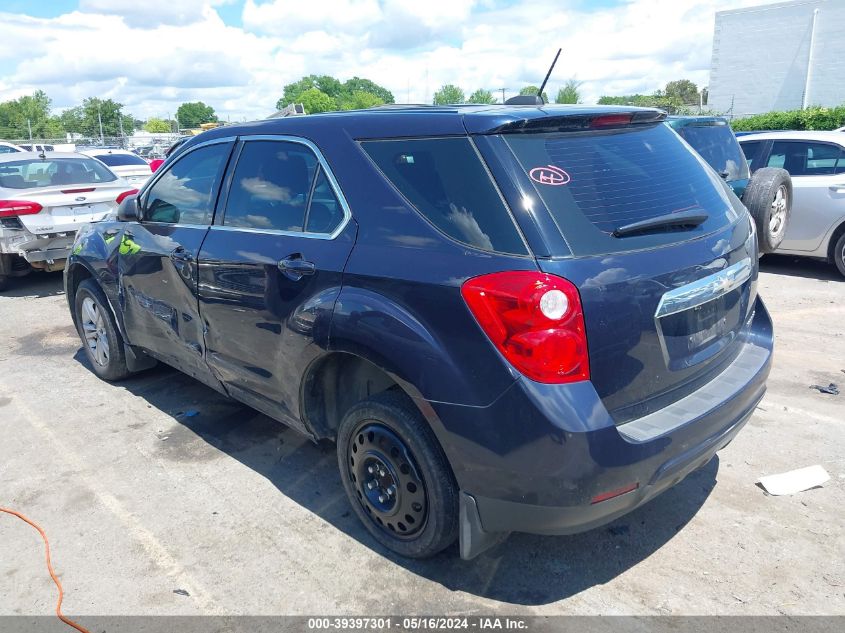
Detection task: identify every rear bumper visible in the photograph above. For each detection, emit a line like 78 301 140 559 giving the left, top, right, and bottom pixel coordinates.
0 231 74 263
430 298 773 556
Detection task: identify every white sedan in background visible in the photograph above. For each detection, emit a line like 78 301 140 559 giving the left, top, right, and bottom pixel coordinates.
739 130 845 277
81 148 153 187
0 151 136 290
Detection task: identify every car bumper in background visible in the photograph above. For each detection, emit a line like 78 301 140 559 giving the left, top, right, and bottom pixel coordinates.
435 298 773 558
0 230 74 265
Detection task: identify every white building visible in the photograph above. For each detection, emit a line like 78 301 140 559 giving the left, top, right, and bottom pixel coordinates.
708 0 845 117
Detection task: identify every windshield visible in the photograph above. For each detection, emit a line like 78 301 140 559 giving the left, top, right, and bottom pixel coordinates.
91 153 149 167
503 123 740 256
674 123 749 182
0 157 118 189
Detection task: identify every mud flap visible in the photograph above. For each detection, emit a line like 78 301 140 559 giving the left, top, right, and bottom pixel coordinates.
459 492 510 560
124 344 158 373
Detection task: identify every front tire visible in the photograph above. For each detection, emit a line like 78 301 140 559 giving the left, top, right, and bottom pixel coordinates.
74 279 131 381
337 391 458 558
742 167 792 254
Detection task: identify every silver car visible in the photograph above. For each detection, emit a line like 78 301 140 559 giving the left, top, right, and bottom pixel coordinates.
0 151 136 290
739 131 845 276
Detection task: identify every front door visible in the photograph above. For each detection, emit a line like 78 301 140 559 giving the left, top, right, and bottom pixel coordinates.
197 137 355 428
118 138 234 384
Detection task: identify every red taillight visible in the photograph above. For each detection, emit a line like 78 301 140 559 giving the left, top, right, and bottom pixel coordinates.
461 271 590 384
116 189 139 204
0 200 43 218
591 113 633 128
149 159 164 172
61 187 95 194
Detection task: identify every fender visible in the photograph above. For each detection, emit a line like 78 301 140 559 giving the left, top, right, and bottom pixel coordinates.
327 286 517 408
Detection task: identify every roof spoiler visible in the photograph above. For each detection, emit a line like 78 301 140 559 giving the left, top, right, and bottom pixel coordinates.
485 109 667 134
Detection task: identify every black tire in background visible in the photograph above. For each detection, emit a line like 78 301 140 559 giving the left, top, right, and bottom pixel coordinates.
833 232 845 278
741 167 792 254
337 391 459 558
74 279 132 381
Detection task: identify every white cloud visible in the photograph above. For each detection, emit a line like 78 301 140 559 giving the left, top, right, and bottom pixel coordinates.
0 0 786 122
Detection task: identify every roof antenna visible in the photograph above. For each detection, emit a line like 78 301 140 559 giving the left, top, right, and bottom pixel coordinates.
537 48 562 101
504 48 561 106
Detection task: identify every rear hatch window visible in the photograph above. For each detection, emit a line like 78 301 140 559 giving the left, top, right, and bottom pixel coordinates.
504 123 740 256
92 153 149 167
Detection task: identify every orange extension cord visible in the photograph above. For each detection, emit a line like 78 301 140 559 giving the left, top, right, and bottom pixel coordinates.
0 507 92 633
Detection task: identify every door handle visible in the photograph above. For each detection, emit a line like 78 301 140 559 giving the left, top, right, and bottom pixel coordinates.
278 254 316 280
829 184 845 193
170 247 193 264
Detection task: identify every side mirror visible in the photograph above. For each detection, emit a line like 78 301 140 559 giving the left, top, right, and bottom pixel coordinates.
117 195 140 222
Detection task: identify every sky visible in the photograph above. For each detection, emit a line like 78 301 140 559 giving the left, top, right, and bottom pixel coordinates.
0 0 783 121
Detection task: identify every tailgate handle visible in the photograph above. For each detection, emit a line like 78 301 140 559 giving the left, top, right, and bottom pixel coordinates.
655 258 752 318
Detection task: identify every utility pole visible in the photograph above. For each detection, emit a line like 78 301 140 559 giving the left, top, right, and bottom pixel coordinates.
500 88 506 104
27 119 32 140
97 103 104 145
803 8 819 109
119 114 125 148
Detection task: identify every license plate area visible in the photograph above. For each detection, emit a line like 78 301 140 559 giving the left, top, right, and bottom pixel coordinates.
658 290 743 370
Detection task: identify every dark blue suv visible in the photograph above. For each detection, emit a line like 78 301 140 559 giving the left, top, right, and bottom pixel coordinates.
65 105 773 559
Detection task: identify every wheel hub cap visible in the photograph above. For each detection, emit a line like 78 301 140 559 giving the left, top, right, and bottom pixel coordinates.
81 297 109 367
349 423 427 538
770 185 788 237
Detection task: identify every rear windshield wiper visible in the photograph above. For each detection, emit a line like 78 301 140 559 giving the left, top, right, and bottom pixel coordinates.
612 210 708 238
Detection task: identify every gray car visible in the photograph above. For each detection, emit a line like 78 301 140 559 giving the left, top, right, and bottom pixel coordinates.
739 131 845 276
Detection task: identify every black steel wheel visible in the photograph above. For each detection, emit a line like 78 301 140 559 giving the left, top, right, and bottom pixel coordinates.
349 423 428 538
337 391 458 558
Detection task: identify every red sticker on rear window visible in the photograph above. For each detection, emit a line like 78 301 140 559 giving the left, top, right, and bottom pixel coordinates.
529 165 570 186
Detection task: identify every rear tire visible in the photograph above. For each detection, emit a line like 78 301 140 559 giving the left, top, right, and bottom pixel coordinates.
742 167 792 254
0 276 7 292
833 232 845 278
337 391 458 558
74 279 131 381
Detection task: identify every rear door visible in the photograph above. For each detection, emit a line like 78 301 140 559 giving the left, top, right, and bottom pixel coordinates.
762 140 845 252
197 136 355 428
118 138 234 383
493 120 757 422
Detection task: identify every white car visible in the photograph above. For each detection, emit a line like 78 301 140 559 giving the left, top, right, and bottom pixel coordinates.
80 148 153 187
0 141 23 155
739 130 845 277
0 151 136 290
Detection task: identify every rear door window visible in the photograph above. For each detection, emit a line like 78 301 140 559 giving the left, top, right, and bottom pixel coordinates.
766 141 843 176
504 123 740 256
362 137 528 255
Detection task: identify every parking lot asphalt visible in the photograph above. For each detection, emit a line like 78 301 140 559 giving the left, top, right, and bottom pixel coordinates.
0 255 843 617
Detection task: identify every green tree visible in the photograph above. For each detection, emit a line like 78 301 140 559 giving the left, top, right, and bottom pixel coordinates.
0 90 63 139
555 79 582 104
467 89 496 104
299 88 337 114
58 98 134 138
342 77 394 104
664 79 699 104
176 101 217 128
433 84 464 105
519 85 549 103
144 117 171 133
339 91 384 110
277 75 393 110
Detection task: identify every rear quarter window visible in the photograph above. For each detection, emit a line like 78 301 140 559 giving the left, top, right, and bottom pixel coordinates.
361 137 528 255
504 124 741 256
